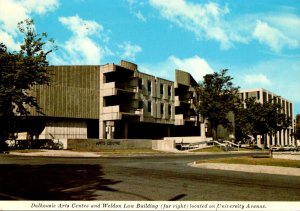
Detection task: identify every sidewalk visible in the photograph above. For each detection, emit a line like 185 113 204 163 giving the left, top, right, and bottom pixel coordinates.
9 150 101 157
189 162 300 176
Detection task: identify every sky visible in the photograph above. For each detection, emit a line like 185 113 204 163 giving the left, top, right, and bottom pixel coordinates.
0 0 300 114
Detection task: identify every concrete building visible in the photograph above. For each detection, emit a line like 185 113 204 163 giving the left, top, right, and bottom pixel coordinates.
99 60 176 139
18 60 202 141
15 61 294 148
240 88 294 148
18 65 100 140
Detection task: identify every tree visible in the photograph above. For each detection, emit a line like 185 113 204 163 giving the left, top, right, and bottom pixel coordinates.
0 19 56 150
199 69 240 140
235 97 291 146
235 97 270 144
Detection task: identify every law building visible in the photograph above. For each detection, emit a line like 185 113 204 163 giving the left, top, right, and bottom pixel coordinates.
239 88 294 148
16 60 294 148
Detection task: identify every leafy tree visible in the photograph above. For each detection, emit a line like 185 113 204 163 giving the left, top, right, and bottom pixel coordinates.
199 69 240 140
267 99 291 145
235 98 269 144
235 97 291 146
0 19 56 150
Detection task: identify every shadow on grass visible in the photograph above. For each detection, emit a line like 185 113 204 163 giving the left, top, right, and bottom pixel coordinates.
0 164 121 200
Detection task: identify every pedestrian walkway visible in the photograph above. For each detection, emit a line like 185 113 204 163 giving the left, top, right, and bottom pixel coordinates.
189 162 300 176
9 150 101 157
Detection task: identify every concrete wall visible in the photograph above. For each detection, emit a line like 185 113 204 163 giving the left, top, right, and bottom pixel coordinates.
31 66 100 119
39 119 88 139
67 139 152 151
152 140 176 151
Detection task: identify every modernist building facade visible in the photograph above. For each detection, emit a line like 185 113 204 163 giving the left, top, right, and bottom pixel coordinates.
22 60 201 141
16 60 294 147
240 88 294 147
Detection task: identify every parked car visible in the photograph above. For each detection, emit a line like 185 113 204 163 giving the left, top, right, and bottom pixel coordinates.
283 145 297 151
271 145 284 151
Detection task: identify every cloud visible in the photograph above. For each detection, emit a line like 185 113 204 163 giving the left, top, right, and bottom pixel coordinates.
0 0 59 50
149 0 231 49
127 0 147 22
140 55 214 82
235 58 300 111
243 74 271 85
253 20 299 52
51 15 105 65
118 41 142 61
147 0 300 52
134 11 147 22
0 30 20 50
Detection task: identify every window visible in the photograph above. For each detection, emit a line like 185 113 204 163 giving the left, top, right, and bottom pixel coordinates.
160 84 164 95
148 101 151 113
257 91 260 100
138 79 143 89
168 86 171 97
168 105 172 115
161 103 164 114
148 81 151 93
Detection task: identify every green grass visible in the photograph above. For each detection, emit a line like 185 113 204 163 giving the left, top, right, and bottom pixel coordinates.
196 156 300 168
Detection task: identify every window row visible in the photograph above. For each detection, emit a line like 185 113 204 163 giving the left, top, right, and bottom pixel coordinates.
147 101 172 115
138 79 172 96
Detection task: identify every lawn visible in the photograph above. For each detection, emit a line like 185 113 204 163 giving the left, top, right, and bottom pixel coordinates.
196 156 300 168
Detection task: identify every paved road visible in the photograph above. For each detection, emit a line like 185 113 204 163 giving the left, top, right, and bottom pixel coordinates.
0 153 299 201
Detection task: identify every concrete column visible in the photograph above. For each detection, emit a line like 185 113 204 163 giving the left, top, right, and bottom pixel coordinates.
281 130 285 146
200 119 207 139
286 129 290 145
266 134 270 148
99 121 105 139
257 135 261 146
200 123 206 138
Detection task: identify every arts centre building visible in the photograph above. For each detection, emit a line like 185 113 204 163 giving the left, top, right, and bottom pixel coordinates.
18 60 294 148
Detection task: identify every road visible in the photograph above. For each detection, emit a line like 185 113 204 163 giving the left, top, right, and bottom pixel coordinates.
0 153 299 201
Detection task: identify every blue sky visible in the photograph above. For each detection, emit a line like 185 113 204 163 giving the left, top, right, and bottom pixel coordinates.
1 0 300 114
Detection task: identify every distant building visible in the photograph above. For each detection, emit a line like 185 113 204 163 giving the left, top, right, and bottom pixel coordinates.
239 88 294 147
